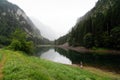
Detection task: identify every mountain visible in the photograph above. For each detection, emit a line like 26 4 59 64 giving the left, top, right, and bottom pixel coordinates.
56 0 120 49
0 0 49 46
55 34 68 45
30 17 58 41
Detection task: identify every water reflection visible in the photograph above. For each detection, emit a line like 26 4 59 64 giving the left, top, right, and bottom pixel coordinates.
55 48 120 74
38 48 72 65
36 47 120 74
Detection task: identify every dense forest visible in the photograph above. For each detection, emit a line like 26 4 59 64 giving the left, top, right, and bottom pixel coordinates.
56 0 120 50
0 0 50 48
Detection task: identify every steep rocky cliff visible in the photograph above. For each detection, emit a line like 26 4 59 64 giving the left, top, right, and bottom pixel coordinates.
0 0 48 46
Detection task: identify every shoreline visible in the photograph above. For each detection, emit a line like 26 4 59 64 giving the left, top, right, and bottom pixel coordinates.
57 44 120 54
71 64 120 78
58 44 120 74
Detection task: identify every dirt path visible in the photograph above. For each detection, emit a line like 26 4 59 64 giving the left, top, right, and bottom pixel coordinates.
0 54 6 80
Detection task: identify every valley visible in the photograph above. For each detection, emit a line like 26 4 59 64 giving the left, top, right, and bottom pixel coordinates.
0 0 120 80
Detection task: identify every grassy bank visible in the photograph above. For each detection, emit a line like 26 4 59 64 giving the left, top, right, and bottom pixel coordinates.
0 50 5 80
0 49 120 80
0 53 2 61
0 51 3 79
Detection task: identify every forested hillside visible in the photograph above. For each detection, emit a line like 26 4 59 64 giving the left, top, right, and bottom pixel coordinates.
0 0 50 47
55 34 68 45
56 0 120 49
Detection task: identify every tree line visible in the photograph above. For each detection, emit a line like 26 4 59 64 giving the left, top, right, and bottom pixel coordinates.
55 0 120 50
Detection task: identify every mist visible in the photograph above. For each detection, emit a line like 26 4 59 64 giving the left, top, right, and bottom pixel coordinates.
30 17 58 40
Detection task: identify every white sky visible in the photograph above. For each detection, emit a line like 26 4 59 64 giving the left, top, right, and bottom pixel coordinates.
8 0 98 40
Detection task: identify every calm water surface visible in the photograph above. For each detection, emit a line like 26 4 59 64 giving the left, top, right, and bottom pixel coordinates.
40 49 72 64
35 47 120 74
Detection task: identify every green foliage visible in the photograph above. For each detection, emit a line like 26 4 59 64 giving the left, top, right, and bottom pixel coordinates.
0 0 49 46
11 29 27 42
8 39 21 51
55 34 68 45
8 29 34 54
68 28 77 46
83 33 94 48
0 53 2 61
101 32 111 48
110 27 120 49
65 0 120 49
2 49 118 80
21 41 34 54
0 36 11 46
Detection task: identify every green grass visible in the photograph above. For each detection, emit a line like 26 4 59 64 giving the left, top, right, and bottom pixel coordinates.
0 49 120 80
92 47 108 51
0 52 3 61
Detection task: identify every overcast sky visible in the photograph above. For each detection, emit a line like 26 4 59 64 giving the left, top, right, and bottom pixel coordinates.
8 0 98 40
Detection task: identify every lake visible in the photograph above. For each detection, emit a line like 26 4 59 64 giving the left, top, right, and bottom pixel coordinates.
35 47 120 74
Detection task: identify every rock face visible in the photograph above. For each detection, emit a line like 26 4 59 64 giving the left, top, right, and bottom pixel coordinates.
0 0 47 46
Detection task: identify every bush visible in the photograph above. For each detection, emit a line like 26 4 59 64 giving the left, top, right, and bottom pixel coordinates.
21 41 34 54
8 29 34 54
8 39 22 51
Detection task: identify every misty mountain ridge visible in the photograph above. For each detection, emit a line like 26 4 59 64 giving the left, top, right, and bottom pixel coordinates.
30 17 58 41
0 0 50 46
